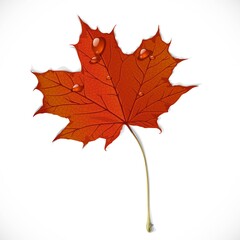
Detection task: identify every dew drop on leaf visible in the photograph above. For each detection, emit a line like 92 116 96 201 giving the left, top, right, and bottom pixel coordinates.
89 56 100 64
138 91 144 97
150 55 155 60
72 84 84 92
106 75 112 80
92 37 105 55
138 48 152 60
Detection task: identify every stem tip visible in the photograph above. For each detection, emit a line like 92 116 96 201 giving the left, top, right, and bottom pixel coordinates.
146 221 154 232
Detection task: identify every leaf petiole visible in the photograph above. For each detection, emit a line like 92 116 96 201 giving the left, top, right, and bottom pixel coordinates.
127 125 154 232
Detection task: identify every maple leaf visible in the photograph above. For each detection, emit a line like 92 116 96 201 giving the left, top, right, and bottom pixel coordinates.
33 18 196 232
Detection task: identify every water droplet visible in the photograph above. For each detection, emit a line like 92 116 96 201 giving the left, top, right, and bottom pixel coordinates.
93 38 100 47
106 75 112 80
150 55 155 60
92 37 105 55
138 48 152 60
72 84 84 92
89 56 100 64
138 92 144 97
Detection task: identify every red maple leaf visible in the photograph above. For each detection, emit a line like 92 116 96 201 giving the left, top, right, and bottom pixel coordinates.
33 18 196 232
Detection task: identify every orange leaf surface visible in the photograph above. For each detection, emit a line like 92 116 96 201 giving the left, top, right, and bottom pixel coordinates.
33 18 196 149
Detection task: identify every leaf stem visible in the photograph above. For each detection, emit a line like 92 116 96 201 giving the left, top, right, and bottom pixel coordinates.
127 125 154 232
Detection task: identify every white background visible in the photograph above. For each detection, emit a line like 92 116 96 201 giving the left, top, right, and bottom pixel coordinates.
0 0 240 239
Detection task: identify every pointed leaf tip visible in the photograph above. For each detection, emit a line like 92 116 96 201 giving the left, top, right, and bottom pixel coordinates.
167 39 172 47
78 17 90 32
154 26 160 38
174 57 188 63
110 24 117 34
